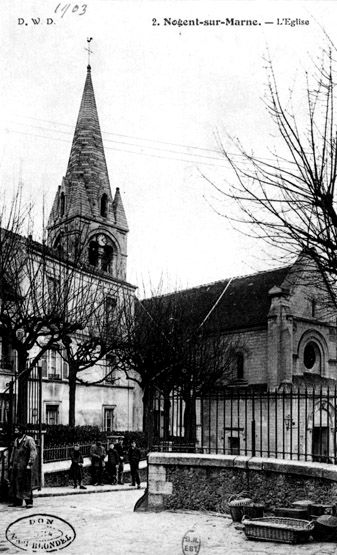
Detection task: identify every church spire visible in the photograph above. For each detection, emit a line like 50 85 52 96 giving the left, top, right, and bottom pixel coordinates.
48 63 128 231
65 64 111 197
47 58 129 281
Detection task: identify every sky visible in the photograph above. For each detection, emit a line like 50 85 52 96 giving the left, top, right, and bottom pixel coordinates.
1 0 337 294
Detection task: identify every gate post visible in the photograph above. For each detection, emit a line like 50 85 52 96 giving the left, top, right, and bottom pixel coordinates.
38 365 44 489
8 380 14 435
251 420 256 457
146 384 154 450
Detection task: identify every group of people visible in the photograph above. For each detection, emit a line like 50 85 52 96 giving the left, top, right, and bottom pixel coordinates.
88 438 125 486
7 426 142 508
70 438 142 489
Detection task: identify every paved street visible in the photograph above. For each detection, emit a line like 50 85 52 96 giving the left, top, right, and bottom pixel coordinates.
0 489 337 554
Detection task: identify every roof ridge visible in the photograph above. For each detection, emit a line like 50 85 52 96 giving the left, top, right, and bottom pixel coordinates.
143 263 293 300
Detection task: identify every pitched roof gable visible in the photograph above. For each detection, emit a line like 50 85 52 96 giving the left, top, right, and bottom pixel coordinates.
143 266 291 333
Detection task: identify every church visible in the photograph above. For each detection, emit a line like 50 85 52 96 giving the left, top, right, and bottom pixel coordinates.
158 252 337 390
0 63 143 432
150 252 337 460
1 59 336 444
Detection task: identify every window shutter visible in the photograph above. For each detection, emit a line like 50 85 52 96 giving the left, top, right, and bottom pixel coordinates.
41 352 48 378
62 357 69 379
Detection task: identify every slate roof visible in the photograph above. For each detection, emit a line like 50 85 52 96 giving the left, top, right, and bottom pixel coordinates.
144 266 292 333
48 66 128 232
66 65 111 202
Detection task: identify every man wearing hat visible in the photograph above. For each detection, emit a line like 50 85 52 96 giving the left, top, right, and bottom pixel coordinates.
9 425 37 507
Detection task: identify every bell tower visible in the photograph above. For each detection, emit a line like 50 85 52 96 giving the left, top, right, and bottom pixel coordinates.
47 63 128 280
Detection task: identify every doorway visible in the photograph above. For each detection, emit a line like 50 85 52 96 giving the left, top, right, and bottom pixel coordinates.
312 426 331 463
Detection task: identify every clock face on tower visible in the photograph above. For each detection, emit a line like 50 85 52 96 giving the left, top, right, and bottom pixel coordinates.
97 234 108 246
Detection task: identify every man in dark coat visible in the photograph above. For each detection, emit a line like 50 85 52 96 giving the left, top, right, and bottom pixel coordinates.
106 443 119 485
128 440 141 489
90 440 106 485
70 444 86 489
115 437 125 484
9 425 37 507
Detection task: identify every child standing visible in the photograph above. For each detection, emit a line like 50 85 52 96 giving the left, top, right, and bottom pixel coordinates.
106 443 119 485
70 444 86 489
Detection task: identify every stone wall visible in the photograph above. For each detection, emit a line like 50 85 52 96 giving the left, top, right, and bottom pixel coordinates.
225 328 268 385
147 453 337 512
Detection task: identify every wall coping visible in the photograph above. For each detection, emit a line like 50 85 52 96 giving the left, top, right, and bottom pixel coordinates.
148 452 337 482
44 457 147 475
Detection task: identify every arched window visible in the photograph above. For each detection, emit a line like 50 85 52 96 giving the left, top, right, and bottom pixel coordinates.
60 192 65 217
236 353 244 380
88 234 115 273
54 236 63 255
100 194 108 218
311 299 316 318
88 240 99 267
304 341 321 374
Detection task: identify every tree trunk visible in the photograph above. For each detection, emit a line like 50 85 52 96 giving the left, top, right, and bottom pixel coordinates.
183 394 196 445
68 368 77 427
17 351 29 425
142 385 154 449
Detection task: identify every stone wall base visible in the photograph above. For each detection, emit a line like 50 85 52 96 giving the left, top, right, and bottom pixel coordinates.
147 453 337 512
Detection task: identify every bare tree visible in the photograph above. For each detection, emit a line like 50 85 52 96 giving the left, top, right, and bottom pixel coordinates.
214 47 337 305
59 282 134 427
119 285 242 445
0 195 136 426
0 195 83 424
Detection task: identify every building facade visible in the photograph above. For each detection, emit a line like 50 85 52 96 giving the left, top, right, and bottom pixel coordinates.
189 254 336 389
152 254 337 460
0 63 143 432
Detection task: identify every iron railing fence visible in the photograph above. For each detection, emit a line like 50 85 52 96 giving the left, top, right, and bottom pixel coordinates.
43 442 110 463
0 364 39 430
152 386 337 464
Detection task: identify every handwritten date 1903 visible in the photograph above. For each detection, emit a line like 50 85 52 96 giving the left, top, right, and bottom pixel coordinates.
54 3 87 18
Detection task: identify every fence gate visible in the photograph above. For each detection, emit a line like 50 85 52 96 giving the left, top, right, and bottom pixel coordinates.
312 427 330 463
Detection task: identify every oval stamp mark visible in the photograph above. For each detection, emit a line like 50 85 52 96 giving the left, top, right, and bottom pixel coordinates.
182 529 201 554
6 513 76 552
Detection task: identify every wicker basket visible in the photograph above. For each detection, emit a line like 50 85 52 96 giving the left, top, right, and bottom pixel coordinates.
292 500 313 511
312 515 337 541
310 503 336 517
242 517 314 544
274 507 308 520
228 497 252 523
243 504 264 519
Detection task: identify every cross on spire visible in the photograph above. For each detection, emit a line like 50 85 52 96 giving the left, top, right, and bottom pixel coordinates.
85 37 93 68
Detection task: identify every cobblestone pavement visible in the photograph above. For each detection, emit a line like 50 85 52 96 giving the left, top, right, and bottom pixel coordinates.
0 490 337 554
